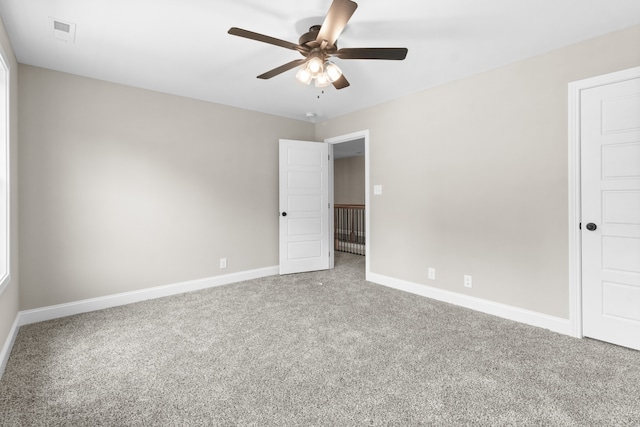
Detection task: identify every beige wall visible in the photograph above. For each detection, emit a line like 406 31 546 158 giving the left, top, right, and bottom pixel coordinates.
9 24 640 321
19 65 314 309
316 24 640 319
334 156 365 205
0 17 19 353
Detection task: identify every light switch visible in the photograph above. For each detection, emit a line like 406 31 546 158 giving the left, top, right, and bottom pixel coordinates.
373 185 382 195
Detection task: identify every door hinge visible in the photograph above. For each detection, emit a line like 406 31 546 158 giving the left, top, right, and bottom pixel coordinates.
579 222 582 230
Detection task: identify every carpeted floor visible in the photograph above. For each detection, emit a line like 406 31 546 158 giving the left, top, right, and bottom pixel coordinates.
1 252 639 426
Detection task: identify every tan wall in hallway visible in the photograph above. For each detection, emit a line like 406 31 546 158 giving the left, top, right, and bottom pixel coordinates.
334 156 365 205
19 65 314 310
316 25 640 318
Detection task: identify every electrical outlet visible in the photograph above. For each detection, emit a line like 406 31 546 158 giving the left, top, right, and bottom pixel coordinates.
220 258 227 269
428 268 436 280
464 275 472 288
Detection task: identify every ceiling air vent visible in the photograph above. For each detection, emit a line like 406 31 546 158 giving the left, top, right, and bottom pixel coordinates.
49 17 76 43
53 20 70 33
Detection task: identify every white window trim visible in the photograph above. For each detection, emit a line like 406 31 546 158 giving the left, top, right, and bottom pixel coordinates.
0 49 10 295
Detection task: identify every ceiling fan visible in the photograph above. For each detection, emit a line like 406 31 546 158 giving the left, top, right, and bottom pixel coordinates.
228 0 408 90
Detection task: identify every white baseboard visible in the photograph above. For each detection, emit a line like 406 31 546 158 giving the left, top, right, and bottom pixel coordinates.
18 266 279 326
0 314 20 379
368 272 574 336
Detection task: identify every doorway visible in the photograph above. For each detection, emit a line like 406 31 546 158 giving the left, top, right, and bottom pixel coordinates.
326 130 370 280
333 138 365 256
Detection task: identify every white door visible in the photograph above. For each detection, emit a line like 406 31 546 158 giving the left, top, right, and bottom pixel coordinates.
581 76 640 351
279 139 330 275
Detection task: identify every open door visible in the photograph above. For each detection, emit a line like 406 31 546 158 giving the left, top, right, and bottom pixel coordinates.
580 74 640 351
279 139 330 275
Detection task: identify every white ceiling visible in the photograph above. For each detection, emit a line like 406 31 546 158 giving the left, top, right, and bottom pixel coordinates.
1 0 639 122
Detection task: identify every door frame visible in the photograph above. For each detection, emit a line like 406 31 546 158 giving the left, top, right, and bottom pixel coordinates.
567 66 640 339
325 130 370 280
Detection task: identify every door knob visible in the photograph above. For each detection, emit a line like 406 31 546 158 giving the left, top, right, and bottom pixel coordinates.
282 212 287 217
586 223 597 231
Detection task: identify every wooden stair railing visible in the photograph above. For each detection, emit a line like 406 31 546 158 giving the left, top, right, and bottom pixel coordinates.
334 204 365 255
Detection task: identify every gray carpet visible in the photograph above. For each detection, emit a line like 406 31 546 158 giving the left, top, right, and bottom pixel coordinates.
1 252 639 426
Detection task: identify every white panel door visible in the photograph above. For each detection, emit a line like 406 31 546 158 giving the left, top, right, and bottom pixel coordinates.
581 76 640 351
279 139 330 275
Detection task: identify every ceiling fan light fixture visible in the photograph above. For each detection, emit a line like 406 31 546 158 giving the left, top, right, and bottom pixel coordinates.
314 72 331 88
296 66 313 85
324 61 342 82
307 53 324 75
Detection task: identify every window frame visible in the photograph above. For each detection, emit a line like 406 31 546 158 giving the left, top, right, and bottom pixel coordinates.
0 49 10 295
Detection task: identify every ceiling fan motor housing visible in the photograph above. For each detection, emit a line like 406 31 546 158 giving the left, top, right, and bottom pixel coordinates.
298 25 338 53
298 25 322 47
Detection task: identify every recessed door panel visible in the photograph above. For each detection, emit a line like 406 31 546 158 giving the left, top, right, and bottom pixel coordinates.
288 218 322 236
603 191 640 224
288 194 321 212
288 148 323 167
602 142 640 179
602 94 640 134
287 241 322 260
288 171 321 189
603 282 640 322
602 237 640 274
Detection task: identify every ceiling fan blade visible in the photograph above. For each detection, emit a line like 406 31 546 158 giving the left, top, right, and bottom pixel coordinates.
257 59 307 79
335 47 408 60
332 74 350 90
228 27 307 53
316 0 358 47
